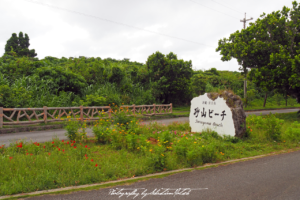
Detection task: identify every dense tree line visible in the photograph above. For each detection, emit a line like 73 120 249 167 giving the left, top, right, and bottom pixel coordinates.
1 51 295 108
3 4 300 110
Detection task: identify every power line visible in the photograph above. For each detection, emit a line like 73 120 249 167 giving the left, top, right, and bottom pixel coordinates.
23 0 214 47
211 0 243 14
215 0 240 10
188 0 240 20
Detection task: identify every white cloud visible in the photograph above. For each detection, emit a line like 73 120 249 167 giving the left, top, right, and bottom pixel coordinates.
0 0 292 72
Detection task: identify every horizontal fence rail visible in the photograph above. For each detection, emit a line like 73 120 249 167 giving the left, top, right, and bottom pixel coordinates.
0 104 172 128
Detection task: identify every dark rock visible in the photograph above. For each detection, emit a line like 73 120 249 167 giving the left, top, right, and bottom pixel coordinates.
207 91 246 138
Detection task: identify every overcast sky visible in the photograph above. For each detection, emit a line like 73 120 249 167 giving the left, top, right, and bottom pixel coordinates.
0 0 293 71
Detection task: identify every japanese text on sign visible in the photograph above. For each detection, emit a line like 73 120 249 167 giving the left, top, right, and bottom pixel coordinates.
194 107 226 121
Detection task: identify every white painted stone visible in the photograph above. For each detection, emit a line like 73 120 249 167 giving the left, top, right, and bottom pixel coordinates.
189 93 235 136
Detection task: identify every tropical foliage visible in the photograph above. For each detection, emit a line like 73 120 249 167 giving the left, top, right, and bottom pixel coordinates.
216 1 300 103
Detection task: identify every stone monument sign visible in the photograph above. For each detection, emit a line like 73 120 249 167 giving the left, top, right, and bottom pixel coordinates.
189 91 246 137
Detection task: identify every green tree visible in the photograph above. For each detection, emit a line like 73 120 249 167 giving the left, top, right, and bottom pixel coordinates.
109 66 124 85
191 73 207 96
4 32 37 57
146 51 193 104
216 1 300 102
204 68 220 76
34 66 87 94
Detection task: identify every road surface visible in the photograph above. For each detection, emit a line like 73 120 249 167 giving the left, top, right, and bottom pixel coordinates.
0 108 299 146
25 150 300 200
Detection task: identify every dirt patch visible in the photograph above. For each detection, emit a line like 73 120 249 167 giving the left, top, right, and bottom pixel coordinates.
147 137 158 145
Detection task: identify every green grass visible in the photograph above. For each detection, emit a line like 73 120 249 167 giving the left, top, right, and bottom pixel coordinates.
245 105 300 111
173 106 190 112
1 112 300 196
173 105 300 113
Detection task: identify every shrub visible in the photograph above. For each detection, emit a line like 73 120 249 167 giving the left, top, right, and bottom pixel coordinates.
111 107 138 130
0 84 32 107
64 118 87 141
174 134 218 167
159 131 174 147
80 94 107 106
92 119 112 144
246 114 284 141
145 145 167 171
284 121 300 142
263 114 283 141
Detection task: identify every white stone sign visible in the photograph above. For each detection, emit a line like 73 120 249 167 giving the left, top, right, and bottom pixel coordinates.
189 93 235 136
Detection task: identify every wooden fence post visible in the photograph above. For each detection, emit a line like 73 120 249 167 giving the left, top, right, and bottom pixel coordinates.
0 107 3 128
170 103 173 113
153 104 156 115
43 106 47 124
80 105 83 122
108 106 112 118
133 104 135 115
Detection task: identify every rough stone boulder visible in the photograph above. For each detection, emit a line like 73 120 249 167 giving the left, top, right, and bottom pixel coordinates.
207 91 246 138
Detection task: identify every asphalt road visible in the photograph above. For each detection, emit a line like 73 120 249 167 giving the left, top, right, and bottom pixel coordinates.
25 150 300 200
0 108 299 146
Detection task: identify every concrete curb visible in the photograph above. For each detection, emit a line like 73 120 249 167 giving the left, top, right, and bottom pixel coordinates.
1 148 299 200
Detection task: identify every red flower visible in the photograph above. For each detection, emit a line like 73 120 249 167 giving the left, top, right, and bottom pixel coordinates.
95 163 98 167
74 146 77 149
37 143 40 146
85 145 88 148
91 159 94 162
52 141 54 144
26 153 29 155
17 144 23 148
48 153 51 155
67 141 69 144
62 140 64 142
30 154 33 156
62 149 65 152
85 154 87 157
9 157 13 160
43 146 46 148
58 148 60 151
85 157 88 160
71 143 74 146
73 141 76 143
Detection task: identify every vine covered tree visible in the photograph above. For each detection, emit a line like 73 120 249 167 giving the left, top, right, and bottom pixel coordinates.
216 1 300 102
4 32 37 57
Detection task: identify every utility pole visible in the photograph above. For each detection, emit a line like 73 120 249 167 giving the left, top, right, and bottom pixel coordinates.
240 13 253 107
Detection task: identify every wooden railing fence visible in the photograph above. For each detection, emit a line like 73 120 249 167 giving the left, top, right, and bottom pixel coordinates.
0 104 172 128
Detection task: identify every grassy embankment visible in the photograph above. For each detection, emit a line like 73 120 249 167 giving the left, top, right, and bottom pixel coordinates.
1 111 300 196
